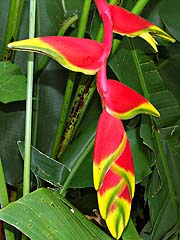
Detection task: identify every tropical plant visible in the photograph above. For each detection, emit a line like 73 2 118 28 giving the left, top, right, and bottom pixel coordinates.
0 0 179 239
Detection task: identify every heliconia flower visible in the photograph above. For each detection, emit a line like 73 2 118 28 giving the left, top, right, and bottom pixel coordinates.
93 110 135 239
8 36 107 75
109 5 176 52
97 79 160 119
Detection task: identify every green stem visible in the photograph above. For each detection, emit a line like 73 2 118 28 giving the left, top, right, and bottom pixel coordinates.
52 0 92 159
22 3 36 240
51 71 75 158
57 76 95 158
3 0 24 61
129 39 149 97
60 138 94 196
77 0 92 38
23 0 36 196
0 158 15 240
131 0 149 15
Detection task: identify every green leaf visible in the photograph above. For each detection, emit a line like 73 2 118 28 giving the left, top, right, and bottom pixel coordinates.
158 46 180 104
123 218 142 240
127 127 151 184
141 124 180 239
159 0 180 41
0 62 26 103
18 142 70 187
0 188 113 240
109 37 180 238
0 101 25 186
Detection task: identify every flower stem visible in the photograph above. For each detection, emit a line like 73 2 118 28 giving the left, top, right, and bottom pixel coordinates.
23 0 36 197
51 71 75 158
77 0 92 38
2 0 24 61
60 138 94 196
131 0 149 14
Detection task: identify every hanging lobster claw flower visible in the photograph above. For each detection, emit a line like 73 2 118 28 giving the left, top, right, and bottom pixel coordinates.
93 110 135 239
8 36 106 75
109 5 176 52
98 79 160 119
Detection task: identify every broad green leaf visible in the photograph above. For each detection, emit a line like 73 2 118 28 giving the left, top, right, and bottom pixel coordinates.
37 0 83 36
141 124 180 239
18 142 70 187
127 127 151 183
0 188 113 240
0 101 25 186
159 0 180 41
0 0 12 59
109 37 180 238
123 218 142 240
158 46 180 104
34 60 67 156
0 62 26 103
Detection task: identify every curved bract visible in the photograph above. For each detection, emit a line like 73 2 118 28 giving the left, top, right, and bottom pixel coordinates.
93 110 135 239
8 36 106 75
109 5 176 52
99 79 160 119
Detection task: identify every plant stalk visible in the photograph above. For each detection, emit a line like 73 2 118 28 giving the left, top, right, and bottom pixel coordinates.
131 0 149 15
23 0 36 197
3 0 24 61
60 139 94 196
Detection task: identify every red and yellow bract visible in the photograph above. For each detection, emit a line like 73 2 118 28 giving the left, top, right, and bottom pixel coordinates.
109 5 175 52
93 110 135 239
8 36 106 75
98 79 160 119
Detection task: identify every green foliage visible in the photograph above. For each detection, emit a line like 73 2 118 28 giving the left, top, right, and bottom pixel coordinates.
0 0 179 239
0 188 113 240
0 62 26 103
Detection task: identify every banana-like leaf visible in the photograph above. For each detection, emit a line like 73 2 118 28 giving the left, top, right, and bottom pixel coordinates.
93 110 135 239
8 36 106 75
98 79 160 119
109 37 180 239
109 5 175 52
0 188 113 240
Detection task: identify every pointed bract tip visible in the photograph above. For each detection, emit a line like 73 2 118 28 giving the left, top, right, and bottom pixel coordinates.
7 37 106 75
149 25 176 43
